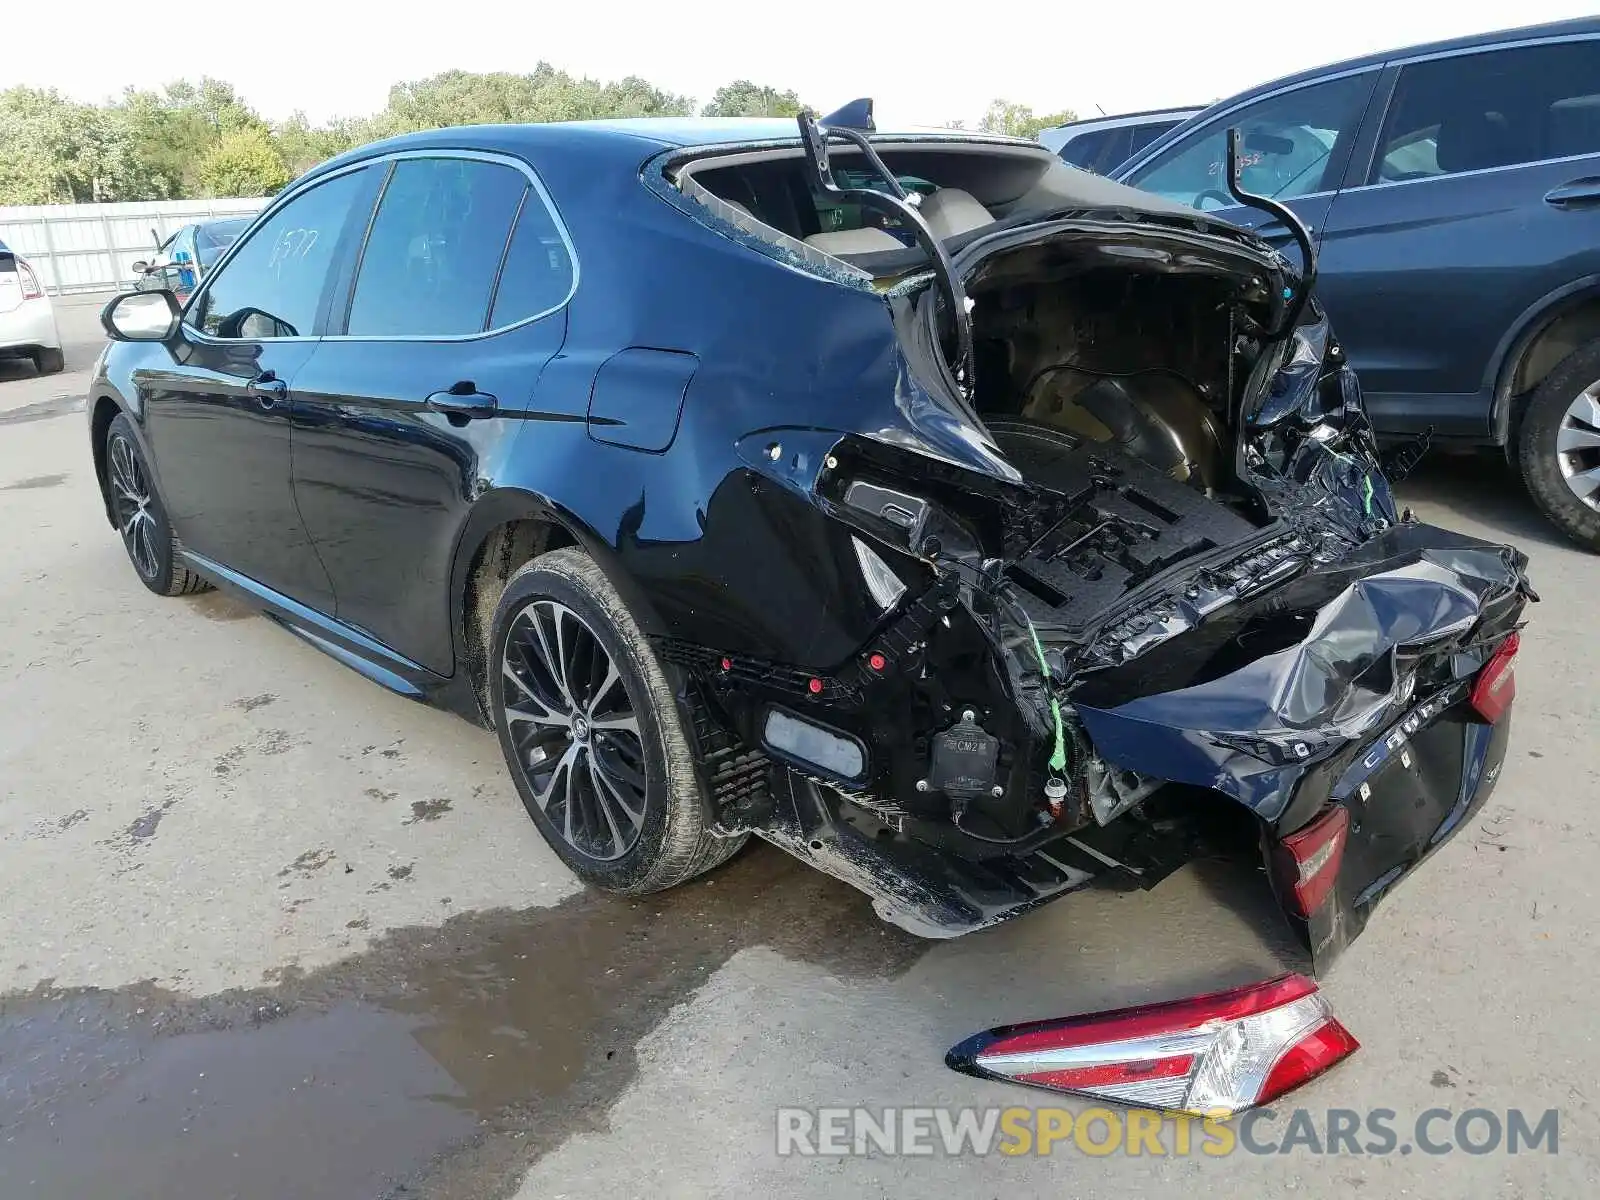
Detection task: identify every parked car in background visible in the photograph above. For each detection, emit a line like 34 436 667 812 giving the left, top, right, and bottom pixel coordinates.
86 111 1531 969
1038 108 1203 174
1113 17 1600 550
0 239 64 376
131 217 254 303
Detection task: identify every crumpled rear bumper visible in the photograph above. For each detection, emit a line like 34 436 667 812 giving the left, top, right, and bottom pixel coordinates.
1292 698 1512 968
1068 520 1531 969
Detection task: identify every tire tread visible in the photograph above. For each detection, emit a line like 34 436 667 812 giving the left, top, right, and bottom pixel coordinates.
495 548 745 894
1516 340 1600 552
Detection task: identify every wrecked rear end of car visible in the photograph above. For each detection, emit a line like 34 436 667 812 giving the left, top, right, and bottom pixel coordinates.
646 112 1534 970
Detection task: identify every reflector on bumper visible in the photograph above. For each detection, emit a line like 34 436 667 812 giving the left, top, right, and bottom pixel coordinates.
945 973 1358 1115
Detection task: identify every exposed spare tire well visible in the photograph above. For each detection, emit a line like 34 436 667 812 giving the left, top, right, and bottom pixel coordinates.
955 225 1283 525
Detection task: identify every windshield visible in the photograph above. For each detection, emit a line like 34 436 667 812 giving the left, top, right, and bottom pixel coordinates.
197 218 252 267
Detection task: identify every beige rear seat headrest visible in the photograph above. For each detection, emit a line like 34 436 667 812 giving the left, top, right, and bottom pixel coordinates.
803 227 905 256
919 188 995 240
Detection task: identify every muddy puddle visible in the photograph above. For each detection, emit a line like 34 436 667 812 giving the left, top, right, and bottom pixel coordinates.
0 847 927 1199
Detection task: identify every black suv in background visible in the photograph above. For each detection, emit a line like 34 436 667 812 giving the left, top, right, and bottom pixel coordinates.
1114 18 1600 549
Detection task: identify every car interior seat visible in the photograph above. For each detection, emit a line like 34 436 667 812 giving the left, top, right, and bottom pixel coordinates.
1435 109 1520 174
917 188 996 240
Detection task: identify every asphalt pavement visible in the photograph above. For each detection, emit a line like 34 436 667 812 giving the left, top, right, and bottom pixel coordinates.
1 294 1595 1197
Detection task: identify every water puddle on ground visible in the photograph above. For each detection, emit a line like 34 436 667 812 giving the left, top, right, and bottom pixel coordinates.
0 847 926 1199
0 394 84 426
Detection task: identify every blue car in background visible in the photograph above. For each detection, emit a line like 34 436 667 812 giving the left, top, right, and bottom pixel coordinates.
1114 17 1600 549
1037 107 1204 175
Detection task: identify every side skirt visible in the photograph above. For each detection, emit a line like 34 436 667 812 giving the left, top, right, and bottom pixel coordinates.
178 550 474 717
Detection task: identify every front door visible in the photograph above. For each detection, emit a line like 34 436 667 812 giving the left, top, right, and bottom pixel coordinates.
1118 69 1382 276
290 153 576 675
141 166 376 610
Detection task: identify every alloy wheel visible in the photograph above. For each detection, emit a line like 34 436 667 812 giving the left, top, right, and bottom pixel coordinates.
1557 382 1600 512
500 599 648 861
107 434 160 580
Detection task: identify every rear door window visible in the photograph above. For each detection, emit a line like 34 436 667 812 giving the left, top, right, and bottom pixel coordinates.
1059 129 1117 171
1372 39 1600 183
1128 120 1182 158
487 185 575 327
1127 73 1374 209
190 170 369 339
346 157 527 337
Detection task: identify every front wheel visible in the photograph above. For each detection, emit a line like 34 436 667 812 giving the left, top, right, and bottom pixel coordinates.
1517 339 1600 551
104 413 211 596
489 547 745 893
31 347 64 375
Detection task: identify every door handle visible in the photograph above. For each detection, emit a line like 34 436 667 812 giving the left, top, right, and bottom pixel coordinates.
247 372 288 409
424 383 498 421
1544 178 1600 208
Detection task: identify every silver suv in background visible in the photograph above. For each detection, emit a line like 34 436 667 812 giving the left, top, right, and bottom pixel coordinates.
1038 107 1204 174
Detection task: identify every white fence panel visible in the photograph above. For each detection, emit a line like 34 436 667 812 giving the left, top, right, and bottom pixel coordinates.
0 198 271 295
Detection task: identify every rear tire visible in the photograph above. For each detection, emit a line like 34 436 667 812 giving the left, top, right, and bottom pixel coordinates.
32 347 64 375
104 413 212 596
1517 338 1600 552
489 547 745 894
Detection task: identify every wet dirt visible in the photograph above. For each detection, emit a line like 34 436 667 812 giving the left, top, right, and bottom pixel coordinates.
185 591 257 622
0 473 68 490
0 847 926 1200
0 395 83 426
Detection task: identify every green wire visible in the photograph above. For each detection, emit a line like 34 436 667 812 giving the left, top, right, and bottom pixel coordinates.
1023 612 1069 774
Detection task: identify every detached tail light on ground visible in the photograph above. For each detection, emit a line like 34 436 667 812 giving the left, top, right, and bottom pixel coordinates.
946 973 1358 1115
1469 630 1519 723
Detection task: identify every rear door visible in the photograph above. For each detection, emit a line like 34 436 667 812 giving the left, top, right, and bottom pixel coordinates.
290 152 575 675
1118 70 1382 268
1314 36 1600 437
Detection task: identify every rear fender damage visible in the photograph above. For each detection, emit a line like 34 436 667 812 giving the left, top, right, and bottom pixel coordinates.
662 213 1534 963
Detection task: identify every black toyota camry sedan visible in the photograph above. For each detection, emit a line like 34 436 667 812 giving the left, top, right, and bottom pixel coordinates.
89 107 1534 968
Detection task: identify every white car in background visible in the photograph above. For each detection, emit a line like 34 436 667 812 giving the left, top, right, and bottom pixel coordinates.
0 239 64 376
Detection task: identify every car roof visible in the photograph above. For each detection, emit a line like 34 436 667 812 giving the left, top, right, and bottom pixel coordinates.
1203 16 1600 108
1114 17 1600 179
302 118 1037 185
1046 107 1205 133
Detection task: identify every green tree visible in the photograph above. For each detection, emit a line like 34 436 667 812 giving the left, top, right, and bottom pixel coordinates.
0 87 147 203
274 111 370 177
0 66 711 204
978 99 1078 140
196 127 291 197
701 80 805 118
380 65 693 133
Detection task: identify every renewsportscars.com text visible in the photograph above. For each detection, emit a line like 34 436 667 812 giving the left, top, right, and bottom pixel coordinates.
775 1106 1560 1158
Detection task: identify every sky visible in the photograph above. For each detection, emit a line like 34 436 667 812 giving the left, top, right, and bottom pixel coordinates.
7 1 1596 129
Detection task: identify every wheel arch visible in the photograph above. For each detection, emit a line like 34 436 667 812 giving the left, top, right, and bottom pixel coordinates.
1489 276 1600 446
450 487 668 723
90 393 129 526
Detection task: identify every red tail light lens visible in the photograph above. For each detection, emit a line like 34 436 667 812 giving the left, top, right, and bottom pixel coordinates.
1469 631 1519 723
18 261 43 299
1258 1015 1362 1105
947 973 1358 1115
1276 803 1350 917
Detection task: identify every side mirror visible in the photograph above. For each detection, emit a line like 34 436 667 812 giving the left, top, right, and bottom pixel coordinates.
101 290 182 342
130 260 150 275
